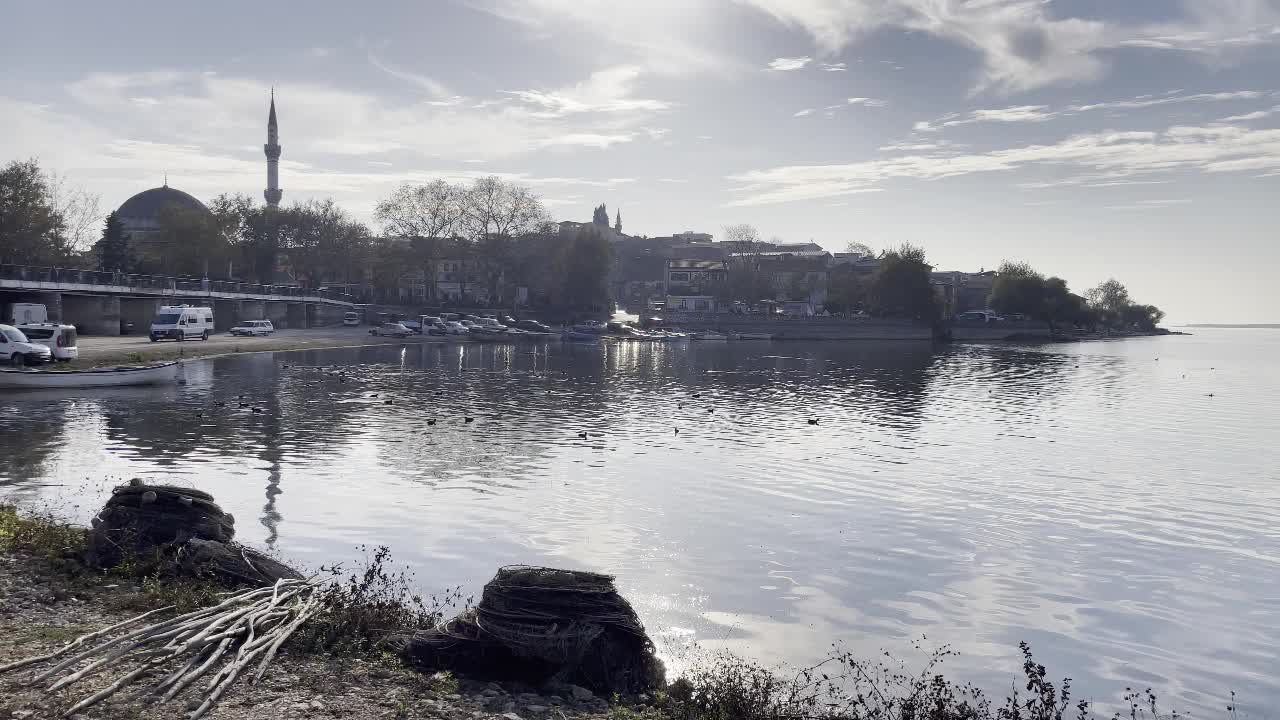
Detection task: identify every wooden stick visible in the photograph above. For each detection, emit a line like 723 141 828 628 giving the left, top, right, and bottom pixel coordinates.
0 605 175 674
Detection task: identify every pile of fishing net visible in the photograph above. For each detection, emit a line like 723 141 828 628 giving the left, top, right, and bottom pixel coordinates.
401 566 665 694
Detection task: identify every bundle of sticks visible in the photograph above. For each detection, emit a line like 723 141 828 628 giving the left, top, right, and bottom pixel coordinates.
0 578 325 719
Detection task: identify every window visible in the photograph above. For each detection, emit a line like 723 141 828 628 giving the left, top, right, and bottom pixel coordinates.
22 328 54 340
670 272 689 282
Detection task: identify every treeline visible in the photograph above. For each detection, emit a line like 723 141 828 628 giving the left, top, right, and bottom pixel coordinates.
0 158 615 310
989 262 1165 331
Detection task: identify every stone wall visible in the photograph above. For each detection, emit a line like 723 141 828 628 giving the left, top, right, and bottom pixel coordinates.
669 316 933 341
61 294 121 335
265 302 289 329
949 320 1052 341
119 297 161 335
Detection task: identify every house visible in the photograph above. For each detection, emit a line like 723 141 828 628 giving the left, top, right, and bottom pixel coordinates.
665 259 726 313
932 270 995 316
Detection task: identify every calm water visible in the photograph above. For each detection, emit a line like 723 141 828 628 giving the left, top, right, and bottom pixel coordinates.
2 330 1278 713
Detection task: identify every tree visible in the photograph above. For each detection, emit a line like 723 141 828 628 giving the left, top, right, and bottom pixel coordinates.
1084 278 1163 330
559 225 615 309
375 180 462 301
462 177 548 304
866 243 939 320
592 203 609 227
1085 279 1131 315
722 223 768 304
0 158 99 266
844 241 874 257
826 264 865 313
988 261 1046 317
95 211 131 272
135 205 226 277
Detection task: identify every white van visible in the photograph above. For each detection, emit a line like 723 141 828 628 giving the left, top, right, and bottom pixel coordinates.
342 312 360 326
150 305 214 342
17 323 78 361
3 303 48 325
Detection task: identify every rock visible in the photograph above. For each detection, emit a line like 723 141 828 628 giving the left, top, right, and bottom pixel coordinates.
568 684 594 702
501 714 524 720
186 699 203 711
13 711 34 719
525 705 549 714
140 490 158 504
309 700 324 710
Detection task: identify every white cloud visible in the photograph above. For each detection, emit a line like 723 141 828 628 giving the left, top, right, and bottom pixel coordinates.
1221 110 1270 121
1106 198 1193 210
726 122 1280 205
819 62 847 72
846 97 888 107
768 57 812 71
916 91 1267 132
793 108 815 117
367 50 452 99
657 178 689 183
502 65 671 117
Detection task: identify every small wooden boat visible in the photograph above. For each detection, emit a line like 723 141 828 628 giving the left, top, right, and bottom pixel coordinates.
0 362 180 389
561 330 600 343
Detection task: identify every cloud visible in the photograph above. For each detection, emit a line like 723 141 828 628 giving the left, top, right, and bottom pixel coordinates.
768 57 812 71
726 122 1280 205
846 97 888 107
1220 110 1270 121
793 108 815 117
657 178 689 183
737 0 1280 93
819 62 847 72
1105 198 1192 210
503 65 671 117
366 50 452 98
915 91 1266 132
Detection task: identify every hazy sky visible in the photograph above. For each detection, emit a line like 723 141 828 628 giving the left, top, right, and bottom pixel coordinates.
3 0 1278 323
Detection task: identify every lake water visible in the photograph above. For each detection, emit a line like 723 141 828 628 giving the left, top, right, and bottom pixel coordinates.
2 329 1277 713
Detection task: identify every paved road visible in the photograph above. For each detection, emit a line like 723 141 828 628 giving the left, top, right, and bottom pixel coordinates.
75 326 444 364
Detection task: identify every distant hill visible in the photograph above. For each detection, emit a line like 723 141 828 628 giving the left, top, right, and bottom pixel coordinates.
1186 324 1280 329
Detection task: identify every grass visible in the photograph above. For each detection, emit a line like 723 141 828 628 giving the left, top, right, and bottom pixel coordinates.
0 503 87 566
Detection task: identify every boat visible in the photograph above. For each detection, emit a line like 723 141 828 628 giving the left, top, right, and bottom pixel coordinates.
733 333 773 341
691 332 729 341
561 330 601 343
0 361 180 389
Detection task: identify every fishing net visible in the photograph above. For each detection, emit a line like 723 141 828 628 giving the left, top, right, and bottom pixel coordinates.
401 566 664 694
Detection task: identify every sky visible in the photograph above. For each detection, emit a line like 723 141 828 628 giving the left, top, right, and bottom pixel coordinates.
2 0 1278 323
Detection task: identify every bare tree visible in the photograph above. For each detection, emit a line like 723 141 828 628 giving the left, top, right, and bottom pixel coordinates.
46 171 102 258
375 180 464 302
722 223 767 305
462 177 548 304
844 241 874 257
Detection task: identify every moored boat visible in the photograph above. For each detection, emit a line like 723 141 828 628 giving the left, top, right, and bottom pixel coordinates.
561 330 600 343
691 332 729 341
0 361 180 389
733 332 773 340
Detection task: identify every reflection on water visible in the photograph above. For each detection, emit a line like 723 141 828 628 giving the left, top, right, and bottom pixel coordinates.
3 330 1279 713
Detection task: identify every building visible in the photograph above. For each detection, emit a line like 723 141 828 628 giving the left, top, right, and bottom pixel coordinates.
672 231 713 244
932 270 995 316
665 259 725 312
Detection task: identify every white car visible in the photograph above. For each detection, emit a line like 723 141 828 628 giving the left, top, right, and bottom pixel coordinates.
16 323 78 362
0 324 53 366
230 320 275 337
369 322 413 338
342 312 360 326
443 321 469 336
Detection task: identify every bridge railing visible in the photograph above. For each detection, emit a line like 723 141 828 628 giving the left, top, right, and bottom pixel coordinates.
0 264 356 304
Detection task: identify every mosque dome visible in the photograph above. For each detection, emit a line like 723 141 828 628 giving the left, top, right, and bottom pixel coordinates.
116 185 212 233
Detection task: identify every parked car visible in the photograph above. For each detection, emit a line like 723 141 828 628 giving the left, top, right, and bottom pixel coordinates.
17 323 78 362
955 311 1000 323
498 315 517 326
0 324 53 366
515 319 552 333
443 321 469 335
369 322 413 338
342 312 360 326
400 319 423 334
230 320 275 337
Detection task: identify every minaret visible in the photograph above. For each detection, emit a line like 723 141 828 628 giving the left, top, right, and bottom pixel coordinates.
263 89 282 208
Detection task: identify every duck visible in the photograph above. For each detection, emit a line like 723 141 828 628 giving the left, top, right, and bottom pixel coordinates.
464 417 475 423
808 418 819 425
578 431 589 439
251 407 263 414
239 402 249 408
384 399 393 405
427 419 437 426
674 428 679 435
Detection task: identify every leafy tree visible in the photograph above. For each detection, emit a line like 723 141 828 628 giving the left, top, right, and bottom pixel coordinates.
592 203 609 227
826 264 866 313
988 261 1045 318
136 205 226 277
559 225 615 309
0 158 98 266
95 211 131 272
1085 278 1131 315
867 243 939 321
